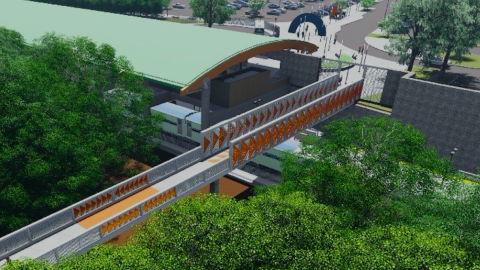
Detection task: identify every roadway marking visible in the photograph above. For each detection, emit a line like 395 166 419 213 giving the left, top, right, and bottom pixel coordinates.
78 187 159 229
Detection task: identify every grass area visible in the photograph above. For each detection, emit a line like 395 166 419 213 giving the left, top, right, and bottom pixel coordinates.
407 66 458 84
322 54 354 69
357 101 392 113
367 33 389 39
361 92 382 103
165 18 203 24
446 52 480 68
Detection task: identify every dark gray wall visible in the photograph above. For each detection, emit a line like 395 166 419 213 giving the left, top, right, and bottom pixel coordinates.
380 70 408 108
263 51 321 87
391 72 480 173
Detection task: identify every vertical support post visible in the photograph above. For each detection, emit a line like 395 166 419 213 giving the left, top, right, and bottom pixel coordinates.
337 60 342 77
201 78 211 130
362 66 368 79
209 180 219 193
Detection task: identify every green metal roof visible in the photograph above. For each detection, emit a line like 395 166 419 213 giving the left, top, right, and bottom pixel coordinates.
0 0 289 90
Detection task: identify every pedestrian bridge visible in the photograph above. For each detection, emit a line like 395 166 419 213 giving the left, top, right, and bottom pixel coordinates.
0 75 364 265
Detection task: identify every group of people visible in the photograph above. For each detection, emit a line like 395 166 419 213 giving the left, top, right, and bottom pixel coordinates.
296 24 318 41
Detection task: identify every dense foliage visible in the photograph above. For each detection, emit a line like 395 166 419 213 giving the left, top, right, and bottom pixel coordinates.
0 28 162 236
190 0 235 27
30 0 171 17
379 0 480 72
3 117 480 269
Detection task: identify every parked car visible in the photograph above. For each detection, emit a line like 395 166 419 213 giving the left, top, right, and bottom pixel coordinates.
229 2 243 9
226 4 237 10
424 57 452 67
283 0 293 4
234 0 249 7
267 9 282 15
312 9 329 17
172 3 185 8
285 3 298 9
268 3 280 8
297 2 305 7
245 9 259 16
278 7 287 13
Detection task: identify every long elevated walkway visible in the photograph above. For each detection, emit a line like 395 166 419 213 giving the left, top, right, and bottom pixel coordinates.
0 75 365 265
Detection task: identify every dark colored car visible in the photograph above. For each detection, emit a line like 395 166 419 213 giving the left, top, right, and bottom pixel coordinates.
234 0 250 7
268 3 281 8
297 2 305 7
267 9 282 15
245 9 259 15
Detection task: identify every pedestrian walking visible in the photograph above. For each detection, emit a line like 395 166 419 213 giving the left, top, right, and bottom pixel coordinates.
315 28 318 35
358 46 361 53
361 45 364 54
333 34 337 44
338 75 343 83
306 25 309 32
297 31 300 38
302 31 305 39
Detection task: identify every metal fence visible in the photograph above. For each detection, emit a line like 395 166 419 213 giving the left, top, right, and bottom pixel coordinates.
0 146 203 261
320 58 389 104
225 18 279 37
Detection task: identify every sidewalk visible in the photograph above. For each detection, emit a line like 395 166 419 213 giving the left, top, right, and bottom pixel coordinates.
275 3 407 71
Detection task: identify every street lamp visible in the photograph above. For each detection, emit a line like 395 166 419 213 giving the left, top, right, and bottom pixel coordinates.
384 0 390 20
253 99 262 107
450 148 459 162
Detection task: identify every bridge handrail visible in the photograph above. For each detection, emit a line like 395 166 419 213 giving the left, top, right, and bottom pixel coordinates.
201 74 339 157
228 79 365 169
37 158 231 264
0 147 202 261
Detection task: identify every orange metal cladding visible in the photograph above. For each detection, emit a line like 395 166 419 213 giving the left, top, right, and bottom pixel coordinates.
252 114 257 128
259 111 265 125
293 114 299 133
73 193 112 219
256 132 265 154
285 99 290 112
279 103 284 115
239 140 248 164
218 127 227 147
101 207 141 236
278 121 286 142
203 136 210 153
272 105 278 118
236 120 243 137
248 137 257 157
286 118 293 136
264 128 272 150
231 144 240 166
299 110 306 130
245 118 251 131
266 108 272 122
229 123 235 140
271 125 279 145
212 132 219 150
142 188 176 213
80 187 158 229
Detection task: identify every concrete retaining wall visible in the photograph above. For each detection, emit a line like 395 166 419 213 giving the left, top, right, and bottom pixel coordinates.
391 72 480 173
380 70 408 107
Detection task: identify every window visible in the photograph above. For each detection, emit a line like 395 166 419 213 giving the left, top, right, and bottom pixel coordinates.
263 152 280 160
164 119 177 126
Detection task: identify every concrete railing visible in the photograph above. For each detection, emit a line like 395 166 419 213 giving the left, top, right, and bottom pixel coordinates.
37 158 231 264
0 147 202 261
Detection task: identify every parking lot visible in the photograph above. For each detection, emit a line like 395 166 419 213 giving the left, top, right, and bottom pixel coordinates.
166 0 331 23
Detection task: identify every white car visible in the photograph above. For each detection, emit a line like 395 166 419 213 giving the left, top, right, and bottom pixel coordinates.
172 3 186 9
430 58 452 67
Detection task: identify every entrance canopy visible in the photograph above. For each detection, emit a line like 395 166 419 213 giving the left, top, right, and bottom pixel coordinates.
0 0 318 95
288 13 327 37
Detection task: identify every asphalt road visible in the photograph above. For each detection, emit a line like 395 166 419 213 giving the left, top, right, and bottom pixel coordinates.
336 0 480 90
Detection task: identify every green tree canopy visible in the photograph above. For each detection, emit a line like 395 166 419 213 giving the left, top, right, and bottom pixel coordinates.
379 0 440 71
249 0 266 13
190 0 235 27
360 0 375 10
281 116 454 226
0 28 162 236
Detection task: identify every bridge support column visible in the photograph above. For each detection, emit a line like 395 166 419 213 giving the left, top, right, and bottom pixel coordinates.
209 179 219 193
201 78 211 129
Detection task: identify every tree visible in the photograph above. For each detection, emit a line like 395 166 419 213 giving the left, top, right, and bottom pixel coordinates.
378 0 442 71
281 116 454 226
0 29 163 236
190 0 235 27
249 0 266 16
360 0 375 10
423 0 480 76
